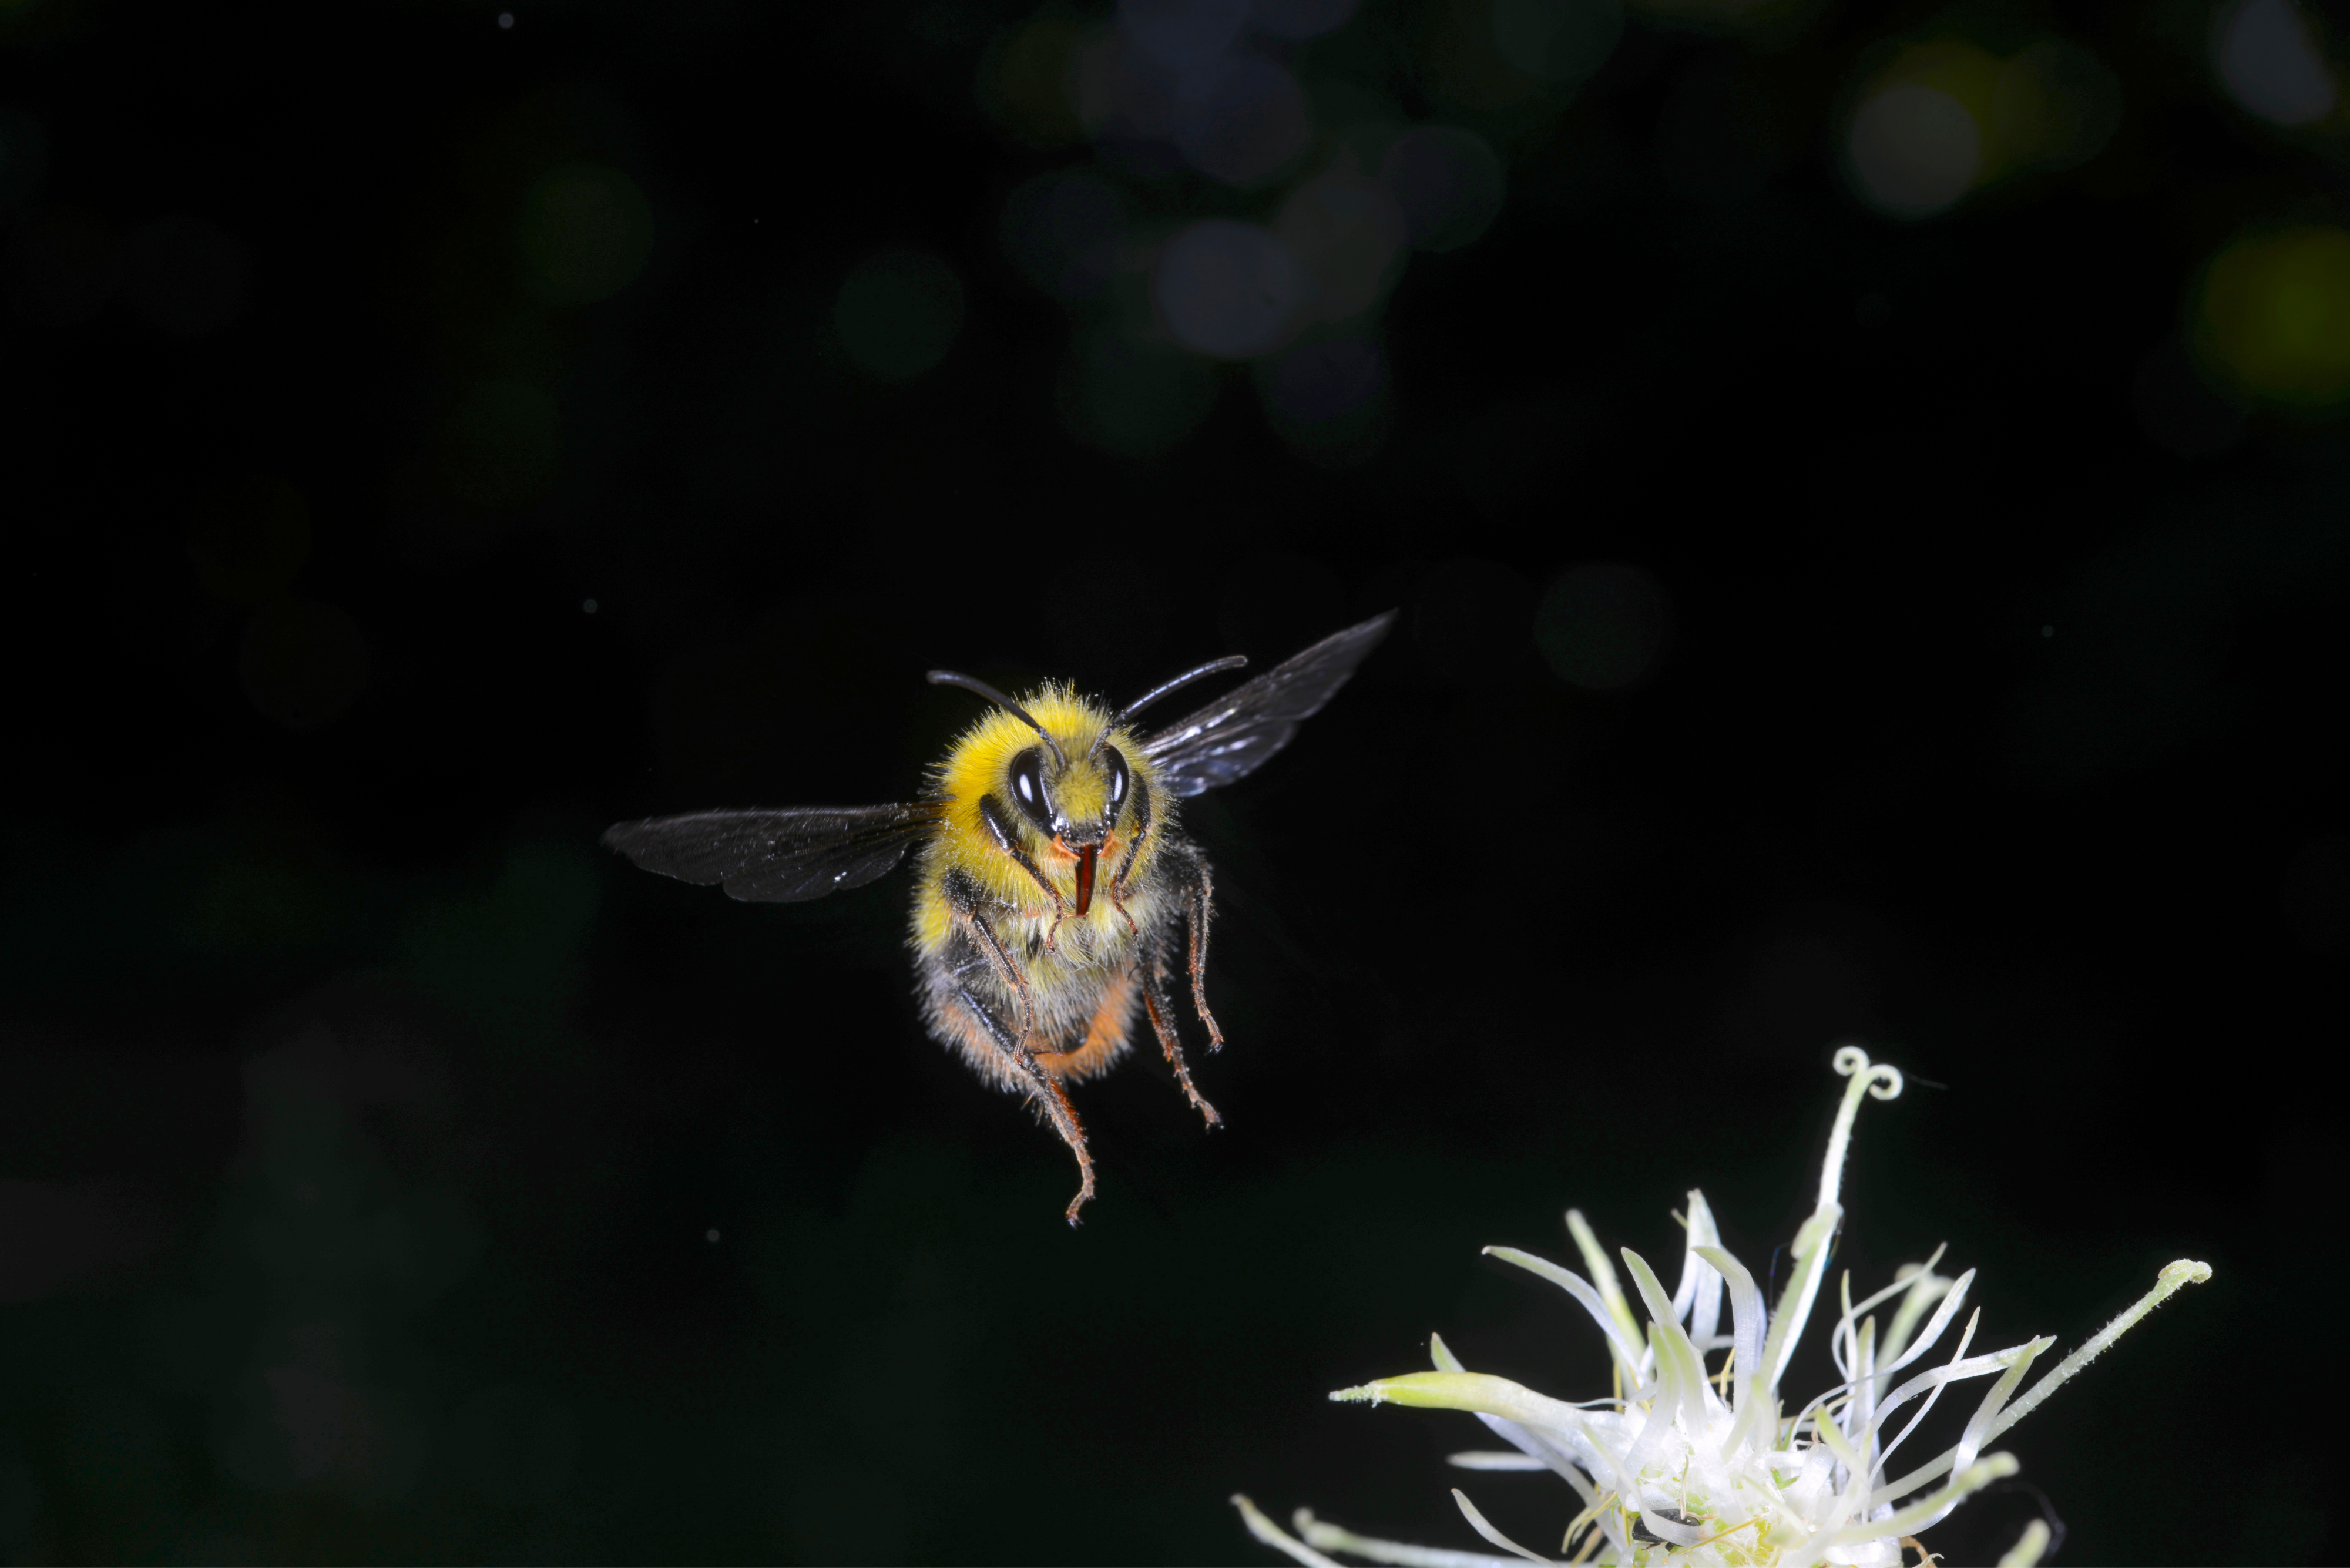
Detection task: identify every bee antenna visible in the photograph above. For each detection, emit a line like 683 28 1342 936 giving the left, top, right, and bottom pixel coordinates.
1093 654 1250 757
928 670 1069 767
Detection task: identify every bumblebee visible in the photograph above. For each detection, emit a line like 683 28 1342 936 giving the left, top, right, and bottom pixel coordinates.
602 612 1394 1223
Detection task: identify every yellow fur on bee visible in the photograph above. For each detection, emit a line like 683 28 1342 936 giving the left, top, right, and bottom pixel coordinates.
908 683 1171 969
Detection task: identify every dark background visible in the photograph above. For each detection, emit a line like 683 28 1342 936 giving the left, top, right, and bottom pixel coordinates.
1 0 2343 1561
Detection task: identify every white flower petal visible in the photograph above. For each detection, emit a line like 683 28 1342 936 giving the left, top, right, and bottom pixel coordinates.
1948 1341 2052 1496
1878 1264 1973 1379
1871 1308 1983 1478
1448 1488 1555 1566
1234 1494 1348 1568
1693 1243 1767 1405
1565 1210 1647 1376
1295 1509 1530 1567
1762 1203 1844 1389
1620 1246 1718 1431
1481 1247 1647 1379
1878 1248 1955 1368
1825 1453 2018 1551
1866 1337 2053 1520
1671 1189 1725 1347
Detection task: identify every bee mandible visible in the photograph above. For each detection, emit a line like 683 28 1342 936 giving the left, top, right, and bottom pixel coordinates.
602 612 1394 1223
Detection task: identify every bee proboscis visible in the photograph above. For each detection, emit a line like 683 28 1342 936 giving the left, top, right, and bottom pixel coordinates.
603 612 1394 1223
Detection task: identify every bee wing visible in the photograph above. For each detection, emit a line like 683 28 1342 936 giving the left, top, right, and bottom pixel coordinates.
1141 610 1395 798
601 803 944 903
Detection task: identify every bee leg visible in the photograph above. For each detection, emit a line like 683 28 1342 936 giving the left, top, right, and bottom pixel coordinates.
954 985 1097 1224
959 902 1041 1047
978 794 1067 951
1105 776 1152 938
1032 889 1067 956
1036 1070 1096 1225
1143 976 1221 1128
1184 861 1227 1053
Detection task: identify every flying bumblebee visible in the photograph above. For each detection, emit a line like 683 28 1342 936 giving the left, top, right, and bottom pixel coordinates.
602 612 1394 1223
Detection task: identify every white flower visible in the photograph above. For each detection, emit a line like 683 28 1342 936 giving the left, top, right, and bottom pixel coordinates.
1236 1047 2208 1568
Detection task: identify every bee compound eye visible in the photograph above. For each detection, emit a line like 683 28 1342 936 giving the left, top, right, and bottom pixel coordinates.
1009 747 1052 828
1102 746 1128 807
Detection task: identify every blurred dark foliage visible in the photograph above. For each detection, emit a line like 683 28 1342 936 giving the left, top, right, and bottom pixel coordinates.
1 0 2344 1561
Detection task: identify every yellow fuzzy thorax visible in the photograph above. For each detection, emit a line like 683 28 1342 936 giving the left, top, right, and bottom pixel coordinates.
910 683 1170 959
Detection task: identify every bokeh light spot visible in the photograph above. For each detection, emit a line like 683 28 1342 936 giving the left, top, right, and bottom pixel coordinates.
1076 32 1182 155
1845 83 1981 219
835 250 965 382
1380 127 1504 252
239 600 369 729
1535 563 1671 690
2215 0 2336 127
1253 0 1359 41
1274 163 1406 323
1059 329 1217 457
2193 226 2350 408
977 12 1086 147
1001 170 1127 302
517 163 653 306
1153 219 1303 358
1120 0 1250 68
1260 337 1382 424
1176 55 1312 186
190 475 310 606
1991 41 2121 171
1492 0 1621 85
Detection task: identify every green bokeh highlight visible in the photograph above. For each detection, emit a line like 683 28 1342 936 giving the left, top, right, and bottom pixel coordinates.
518 164 654 307
834 251 964 383
2192 226 2350 409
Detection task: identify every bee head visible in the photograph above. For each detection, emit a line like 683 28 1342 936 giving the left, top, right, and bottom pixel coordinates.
928 670 1132 845
928 653 1245 914
1005 736 1130 848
